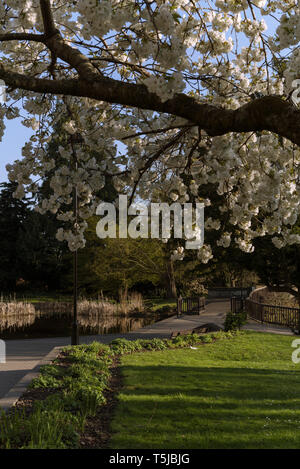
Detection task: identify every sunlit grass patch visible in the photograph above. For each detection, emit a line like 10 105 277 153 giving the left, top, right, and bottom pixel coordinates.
110 331 300 449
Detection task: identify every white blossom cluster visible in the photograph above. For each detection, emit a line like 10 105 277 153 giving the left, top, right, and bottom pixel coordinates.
6 97 119 251
197 245 213 264
144 72 185 103
171 246 184 261
1 0 300 262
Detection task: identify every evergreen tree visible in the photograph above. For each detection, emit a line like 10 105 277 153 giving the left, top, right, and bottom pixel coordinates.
0 182 31 291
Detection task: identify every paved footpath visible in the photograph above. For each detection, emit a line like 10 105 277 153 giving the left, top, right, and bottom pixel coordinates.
0 299 295 402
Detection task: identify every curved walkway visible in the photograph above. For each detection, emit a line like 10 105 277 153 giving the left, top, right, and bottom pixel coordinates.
0 299 295 405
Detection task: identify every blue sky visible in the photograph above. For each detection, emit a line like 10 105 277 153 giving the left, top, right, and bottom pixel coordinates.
0 118 33 182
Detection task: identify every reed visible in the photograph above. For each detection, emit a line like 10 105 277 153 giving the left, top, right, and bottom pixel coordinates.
0 301 35 317
0 292 144 318
79 291 144 316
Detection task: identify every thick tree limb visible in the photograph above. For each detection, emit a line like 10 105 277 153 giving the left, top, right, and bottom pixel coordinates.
0 0 297 147
0 33 45 42
45 31 102 81
39 0 57 37
1 1 300 144
2 0 296 147
39 0 102 80
1 62 300 146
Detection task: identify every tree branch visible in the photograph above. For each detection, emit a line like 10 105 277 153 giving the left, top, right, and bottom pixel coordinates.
0 33 45 42
39 0 57 37
1 62 300 147
129 128 187 204
39 0 102 80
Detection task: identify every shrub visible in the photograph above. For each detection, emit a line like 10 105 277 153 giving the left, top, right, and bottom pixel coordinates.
224 311 247 331
110 338 143 354
181 333 200 345
199 335 213 343
183 279 208 297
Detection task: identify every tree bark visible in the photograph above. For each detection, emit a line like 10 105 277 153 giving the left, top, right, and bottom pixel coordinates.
165 259 177 299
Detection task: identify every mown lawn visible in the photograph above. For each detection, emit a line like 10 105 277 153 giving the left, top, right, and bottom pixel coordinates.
144 298 177 311
110 331 300 449
2 293 72 303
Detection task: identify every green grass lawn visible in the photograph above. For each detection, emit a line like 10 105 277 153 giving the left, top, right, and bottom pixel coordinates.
1 293 73 303
146 298 177 311
110 331 300 449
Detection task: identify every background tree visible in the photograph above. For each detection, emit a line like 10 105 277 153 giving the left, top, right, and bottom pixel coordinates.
68 225 179 298
249 232 300 305
17 209 67 291
0 182 30 291
0 181 67 292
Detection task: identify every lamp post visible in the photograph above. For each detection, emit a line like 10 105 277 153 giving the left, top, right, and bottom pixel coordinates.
71 134 79 346
71 192 79 345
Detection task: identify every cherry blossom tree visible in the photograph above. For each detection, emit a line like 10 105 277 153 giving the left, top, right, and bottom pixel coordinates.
1 0 300 261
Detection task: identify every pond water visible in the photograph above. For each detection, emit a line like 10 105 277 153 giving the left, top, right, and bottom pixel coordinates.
0 310 174 340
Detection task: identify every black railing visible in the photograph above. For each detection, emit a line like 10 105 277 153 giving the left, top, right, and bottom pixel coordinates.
177 297 205 317
231 297 246 314
245 298 300 331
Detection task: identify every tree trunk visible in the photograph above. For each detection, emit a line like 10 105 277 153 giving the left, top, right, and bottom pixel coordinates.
165 259 177 298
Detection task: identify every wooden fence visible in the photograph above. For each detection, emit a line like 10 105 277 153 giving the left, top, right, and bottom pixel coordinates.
245 298 300 331
177 297 205 317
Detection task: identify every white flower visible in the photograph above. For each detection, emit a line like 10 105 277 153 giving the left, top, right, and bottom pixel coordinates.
171 246 185 261
272 237 284 249
197 245 213 264
63 120 77 135
217 233 231 248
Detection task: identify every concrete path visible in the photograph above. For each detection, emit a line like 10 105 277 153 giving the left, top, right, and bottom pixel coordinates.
242 319 295 336
0 298 295 405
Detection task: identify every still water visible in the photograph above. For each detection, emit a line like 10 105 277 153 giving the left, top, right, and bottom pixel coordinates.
0 310 174 340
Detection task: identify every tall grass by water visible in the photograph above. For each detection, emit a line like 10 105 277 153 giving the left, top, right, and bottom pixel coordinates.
0 290 145 318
